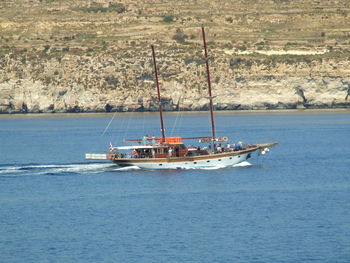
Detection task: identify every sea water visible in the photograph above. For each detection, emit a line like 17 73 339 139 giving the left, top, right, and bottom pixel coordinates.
0 111 349 263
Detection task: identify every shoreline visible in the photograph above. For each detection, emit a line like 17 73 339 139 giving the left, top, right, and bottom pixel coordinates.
0 108 350 119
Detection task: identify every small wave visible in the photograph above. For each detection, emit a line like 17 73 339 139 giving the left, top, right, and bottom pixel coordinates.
53 163 116 173
111 162 252 171
0 167 20 175
113 166 141 171
233 161 252 167
0 163 116 177
192 166 226 170
167 161 252 170
177 161 252 170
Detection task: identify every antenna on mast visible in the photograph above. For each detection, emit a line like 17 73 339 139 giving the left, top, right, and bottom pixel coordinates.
151 45 166 141
201 26 216 151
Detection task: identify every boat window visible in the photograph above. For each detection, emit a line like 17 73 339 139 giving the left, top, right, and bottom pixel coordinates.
218 159 221 161
193 162 197 164
207 160 210 162
159 164 162 166
179 144 186 150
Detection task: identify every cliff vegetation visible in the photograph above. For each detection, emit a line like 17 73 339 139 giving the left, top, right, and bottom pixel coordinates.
0 0 350 113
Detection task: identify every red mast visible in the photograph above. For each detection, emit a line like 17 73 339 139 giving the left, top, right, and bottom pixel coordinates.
151 45 166 141
201 26 216 150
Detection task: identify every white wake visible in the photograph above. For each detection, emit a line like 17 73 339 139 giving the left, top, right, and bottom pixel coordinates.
113 166 141 171
0 161 252 176
233 161 252 167
0 163 116 176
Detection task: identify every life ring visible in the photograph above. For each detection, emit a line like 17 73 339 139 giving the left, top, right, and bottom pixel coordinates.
217 136 229 142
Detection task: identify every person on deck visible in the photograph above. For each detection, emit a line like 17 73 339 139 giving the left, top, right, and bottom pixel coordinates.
217 144 222 153
142 136 148 145
234 141 243 151
131 149 138 158
168 148 173 157
151 136 156 145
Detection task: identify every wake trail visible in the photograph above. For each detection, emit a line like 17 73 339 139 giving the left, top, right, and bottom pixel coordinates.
233 161 252 167
0 163 117 177
113 166 141 171
0 161 253 176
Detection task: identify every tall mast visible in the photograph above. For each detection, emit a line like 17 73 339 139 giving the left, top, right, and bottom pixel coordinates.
151 45 166 141
201 26 216 149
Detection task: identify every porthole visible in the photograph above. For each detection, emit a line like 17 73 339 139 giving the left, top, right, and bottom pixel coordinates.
207 160 210 163
218 159 221 161
238 156 240 158
159 164 162 166
194 162 197 164
229 157 232 160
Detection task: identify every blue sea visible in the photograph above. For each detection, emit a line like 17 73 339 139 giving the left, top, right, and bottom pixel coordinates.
1 111 349 263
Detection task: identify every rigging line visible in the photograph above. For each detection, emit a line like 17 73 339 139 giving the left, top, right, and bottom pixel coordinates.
122 111 132 142
179 109 184 135
170 99 182 136
177 107 185 136
142 112 146 137
115 112 126 144
135 111 145 139
101 111 118 137
170 109 180 136
131 111 143 138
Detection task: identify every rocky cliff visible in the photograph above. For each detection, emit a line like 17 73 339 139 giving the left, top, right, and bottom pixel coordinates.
0 0 349 113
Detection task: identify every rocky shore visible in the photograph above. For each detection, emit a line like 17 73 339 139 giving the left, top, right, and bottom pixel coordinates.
0 0 349 113
1 47 349 114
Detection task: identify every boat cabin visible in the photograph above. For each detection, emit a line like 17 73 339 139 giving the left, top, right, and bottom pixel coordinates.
113 136 213 159
111 137 250 159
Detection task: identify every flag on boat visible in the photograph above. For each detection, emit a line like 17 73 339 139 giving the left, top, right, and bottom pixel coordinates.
109 142 113 151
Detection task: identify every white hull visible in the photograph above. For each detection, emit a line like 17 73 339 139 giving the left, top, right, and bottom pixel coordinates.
113 152 252 170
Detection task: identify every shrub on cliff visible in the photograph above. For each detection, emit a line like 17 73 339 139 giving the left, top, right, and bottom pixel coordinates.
173 29 188 44
78 3 126 14
103 76 119 89
163 16 174 23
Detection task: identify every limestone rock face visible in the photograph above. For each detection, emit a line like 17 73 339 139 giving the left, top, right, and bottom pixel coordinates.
0 0 349 113
0 49 349 113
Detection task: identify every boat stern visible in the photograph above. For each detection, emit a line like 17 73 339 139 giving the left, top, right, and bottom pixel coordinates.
85 153 115 160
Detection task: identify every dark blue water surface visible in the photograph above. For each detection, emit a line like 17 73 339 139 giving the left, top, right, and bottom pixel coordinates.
1 111 349 263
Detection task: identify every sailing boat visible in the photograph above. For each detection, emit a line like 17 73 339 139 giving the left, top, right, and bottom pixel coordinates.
85 27 277 169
